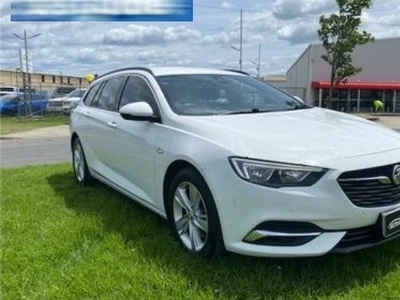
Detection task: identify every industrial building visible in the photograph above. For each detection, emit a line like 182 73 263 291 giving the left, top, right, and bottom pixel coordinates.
284 37 400 113
0 69 88 93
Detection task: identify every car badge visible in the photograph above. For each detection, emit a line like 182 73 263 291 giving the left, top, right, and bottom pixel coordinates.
393 164 400 185
389 217 400 231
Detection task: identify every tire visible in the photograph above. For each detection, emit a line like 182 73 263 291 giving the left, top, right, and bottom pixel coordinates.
72 137 95 186
167 167 224 259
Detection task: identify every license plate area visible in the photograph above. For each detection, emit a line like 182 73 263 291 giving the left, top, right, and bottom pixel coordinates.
382 207 400 237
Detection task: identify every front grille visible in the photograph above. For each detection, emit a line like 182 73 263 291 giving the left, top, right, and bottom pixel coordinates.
334 224 380 250
49 101 62 107
338 163 400 208
332 223 400 253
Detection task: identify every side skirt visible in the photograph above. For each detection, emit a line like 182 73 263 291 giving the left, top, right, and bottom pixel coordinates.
91 168 167 219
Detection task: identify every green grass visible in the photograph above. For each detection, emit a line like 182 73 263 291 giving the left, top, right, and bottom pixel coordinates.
1 163 400 299
0 115 69 135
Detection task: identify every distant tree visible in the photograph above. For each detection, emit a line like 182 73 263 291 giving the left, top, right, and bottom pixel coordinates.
318 0 374 109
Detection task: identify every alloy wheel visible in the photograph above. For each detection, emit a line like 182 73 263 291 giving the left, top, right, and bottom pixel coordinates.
73 141 85 182
173 181 209 252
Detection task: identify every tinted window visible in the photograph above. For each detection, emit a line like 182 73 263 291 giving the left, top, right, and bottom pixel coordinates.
0 87 16 92
56 87 75 94
68 89 86 97
119 76 158 113
18 88 37 93
96 77 126 111
83 84 102 106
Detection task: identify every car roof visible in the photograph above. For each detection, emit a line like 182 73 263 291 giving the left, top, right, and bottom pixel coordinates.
98 67 248 79
149 67 247 76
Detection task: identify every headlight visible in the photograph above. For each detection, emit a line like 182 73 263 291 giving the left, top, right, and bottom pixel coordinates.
229 157 326 188
70 101 79 109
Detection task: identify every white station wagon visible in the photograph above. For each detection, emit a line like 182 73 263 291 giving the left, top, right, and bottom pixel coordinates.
70 67 400 258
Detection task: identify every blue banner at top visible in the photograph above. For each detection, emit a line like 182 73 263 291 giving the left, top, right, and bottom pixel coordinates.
11 0 193 22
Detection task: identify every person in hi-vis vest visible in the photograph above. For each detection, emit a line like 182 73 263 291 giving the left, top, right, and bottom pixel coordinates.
373 99 384 113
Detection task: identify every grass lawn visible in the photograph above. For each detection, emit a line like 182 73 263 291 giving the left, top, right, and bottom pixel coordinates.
1 163 400 299
0 115 69 135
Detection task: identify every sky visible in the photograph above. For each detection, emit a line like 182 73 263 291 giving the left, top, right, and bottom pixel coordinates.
1 0 400 78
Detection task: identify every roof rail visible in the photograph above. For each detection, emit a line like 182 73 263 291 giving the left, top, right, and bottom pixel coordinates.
222 69 250 76
97 67 154 80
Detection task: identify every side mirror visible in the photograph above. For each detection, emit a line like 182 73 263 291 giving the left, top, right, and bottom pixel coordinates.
119 102 160 122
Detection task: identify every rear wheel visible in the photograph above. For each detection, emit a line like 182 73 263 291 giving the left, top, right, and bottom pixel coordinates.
72 137 94 186
167 167 224 259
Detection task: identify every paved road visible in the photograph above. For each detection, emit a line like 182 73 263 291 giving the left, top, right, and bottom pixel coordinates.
0 125 71 168
0 136 71 168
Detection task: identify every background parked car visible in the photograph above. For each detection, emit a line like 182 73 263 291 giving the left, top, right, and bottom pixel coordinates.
49 86 76 99
62 88 87 113
0 86 18 96
18 87 37 94
0 92 48 116
47 86 77 113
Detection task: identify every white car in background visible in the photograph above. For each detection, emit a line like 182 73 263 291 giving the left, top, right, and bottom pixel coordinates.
0 86 18 96
47 88 85 113
69 67 400 259
62 88 87 113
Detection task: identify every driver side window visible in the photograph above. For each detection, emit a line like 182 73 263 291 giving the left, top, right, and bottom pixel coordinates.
119 76 159 114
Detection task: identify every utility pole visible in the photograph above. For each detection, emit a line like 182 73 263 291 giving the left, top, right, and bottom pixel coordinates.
239 9 243 71
251 43 262 78
13 30 41 116
230 9 244 71
257 43 261 78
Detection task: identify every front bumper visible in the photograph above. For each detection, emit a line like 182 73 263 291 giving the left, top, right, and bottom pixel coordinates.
202 150 400 257
332 222 400 253
47 102 63 112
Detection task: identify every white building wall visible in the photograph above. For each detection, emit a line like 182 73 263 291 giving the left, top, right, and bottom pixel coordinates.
285 45 312 101
312 37 400 82
285 37 400 105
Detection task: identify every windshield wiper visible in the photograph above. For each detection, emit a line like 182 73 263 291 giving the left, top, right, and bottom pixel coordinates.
226 105 310 115
289 104 310 110
226 108 263 115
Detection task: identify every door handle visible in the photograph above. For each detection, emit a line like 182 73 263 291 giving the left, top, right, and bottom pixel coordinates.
107 121 117 128
83 111 90 117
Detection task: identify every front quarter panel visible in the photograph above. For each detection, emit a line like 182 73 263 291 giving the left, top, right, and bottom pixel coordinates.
154 120 234 213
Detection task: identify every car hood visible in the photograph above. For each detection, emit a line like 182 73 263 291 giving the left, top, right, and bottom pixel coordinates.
62 97 81 102
49 97 64 102
173 108 400 165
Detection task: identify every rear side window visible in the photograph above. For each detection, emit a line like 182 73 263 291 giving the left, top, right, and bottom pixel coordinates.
83 84 102 106
96 76 126 111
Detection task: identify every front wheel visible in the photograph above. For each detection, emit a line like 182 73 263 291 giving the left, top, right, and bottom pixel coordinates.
167 167 224 259
72 137 94 186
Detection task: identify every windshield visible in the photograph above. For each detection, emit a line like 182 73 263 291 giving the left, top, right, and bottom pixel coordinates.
157 74 308 116
68 89 86 97
56 87 76 94
0 87 16 92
